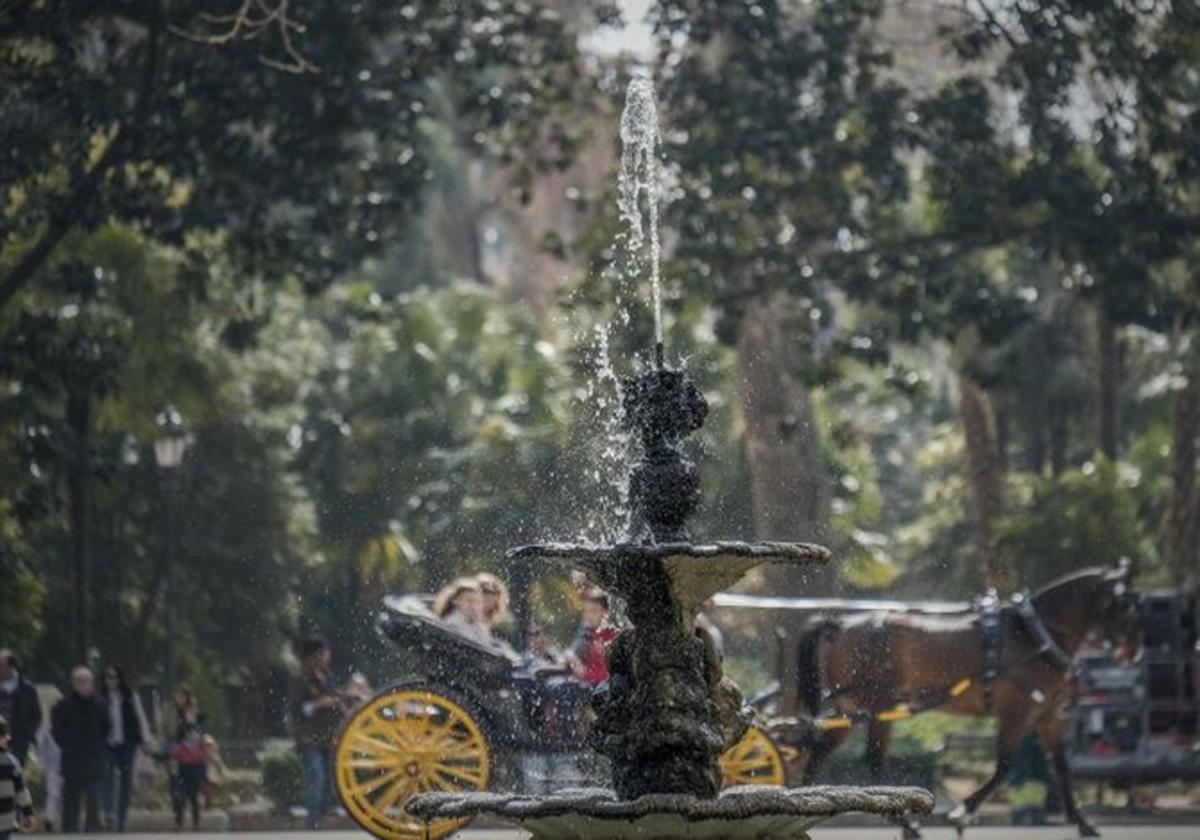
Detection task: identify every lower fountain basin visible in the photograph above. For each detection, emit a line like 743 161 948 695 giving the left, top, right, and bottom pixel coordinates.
408 784 933 839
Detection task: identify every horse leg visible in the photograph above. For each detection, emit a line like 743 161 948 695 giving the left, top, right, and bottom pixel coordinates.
1037 709 1098 837
799 727 851 785
865 720 892 782
949 716 1026 835
866 720 922 838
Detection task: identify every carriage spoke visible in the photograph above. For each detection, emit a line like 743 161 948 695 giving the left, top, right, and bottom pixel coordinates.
432 761 486 786
727 759 772 775
354 766 407 799
350 729 404 756
430 740 481 761
375 775 419 811
346 756 403 770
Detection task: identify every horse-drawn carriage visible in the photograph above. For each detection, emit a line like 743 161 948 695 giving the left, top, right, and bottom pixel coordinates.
712 566 1145 837
332 595 787 840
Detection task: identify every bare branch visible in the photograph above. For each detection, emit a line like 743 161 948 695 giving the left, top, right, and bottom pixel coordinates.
972 0 1023 53
168 0 317 74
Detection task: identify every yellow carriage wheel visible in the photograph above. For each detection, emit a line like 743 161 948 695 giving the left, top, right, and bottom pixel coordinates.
334 685 490 840
720 724 786 787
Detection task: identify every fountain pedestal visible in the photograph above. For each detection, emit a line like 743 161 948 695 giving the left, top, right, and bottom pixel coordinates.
509 540 830 800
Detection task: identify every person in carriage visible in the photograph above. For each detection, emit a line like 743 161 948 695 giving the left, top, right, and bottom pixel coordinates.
476 573 521 649
566 591 619 686
432 578 493 648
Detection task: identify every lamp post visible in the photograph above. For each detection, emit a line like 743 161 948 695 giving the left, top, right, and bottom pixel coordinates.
155 406 189 697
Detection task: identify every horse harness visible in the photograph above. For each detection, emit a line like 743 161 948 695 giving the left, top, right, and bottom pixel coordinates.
978 589 1003 708
813 591 1072 732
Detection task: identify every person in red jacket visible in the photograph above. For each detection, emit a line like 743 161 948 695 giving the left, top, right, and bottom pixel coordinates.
171 725 207 830
567 592 620 686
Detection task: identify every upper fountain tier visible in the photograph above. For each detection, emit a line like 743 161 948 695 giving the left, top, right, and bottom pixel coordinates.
510 540 828 626
511 348 829 622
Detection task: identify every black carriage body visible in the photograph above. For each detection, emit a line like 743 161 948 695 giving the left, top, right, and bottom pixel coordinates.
1067 590 1200 783
376 596 590 758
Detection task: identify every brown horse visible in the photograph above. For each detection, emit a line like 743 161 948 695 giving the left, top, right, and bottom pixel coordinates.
797 565 1141 837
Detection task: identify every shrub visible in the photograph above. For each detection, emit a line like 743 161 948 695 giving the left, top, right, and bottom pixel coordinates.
258 740 303 810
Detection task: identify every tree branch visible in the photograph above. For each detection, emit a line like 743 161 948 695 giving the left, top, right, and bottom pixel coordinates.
0 127 128 313
0 3 164 314
167 0 317 74
972 0 1023 53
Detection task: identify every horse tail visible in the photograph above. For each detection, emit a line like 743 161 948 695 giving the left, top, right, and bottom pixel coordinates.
797 617 839 717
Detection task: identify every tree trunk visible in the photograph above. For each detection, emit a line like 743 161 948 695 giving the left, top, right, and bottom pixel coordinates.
736 294 829 547
956 371 1014 591
1049 396 1069 476
66 389 92 664
1097 308 1121 460
995 399 1010 472
1024 393 1046 474
1163 352 1200 588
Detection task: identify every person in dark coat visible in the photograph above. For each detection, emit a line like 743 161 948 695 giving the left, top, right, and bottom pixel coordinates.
291 638 343 831
52 666 109 833
100 665 149 832
0 650 42 768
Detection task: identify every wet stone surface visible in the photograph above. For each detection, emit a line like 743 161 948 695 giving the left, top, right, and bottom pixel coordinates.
407 785 935 839
507 540 829 800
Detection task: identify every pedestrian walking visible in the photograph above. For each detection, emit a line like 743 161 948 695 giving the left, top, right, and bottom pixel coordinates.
0 650 42 768
291 637 343 831
170 725 206 830
36 686 63 832
0 715 36 840
100 665 150 832
52 666 108 833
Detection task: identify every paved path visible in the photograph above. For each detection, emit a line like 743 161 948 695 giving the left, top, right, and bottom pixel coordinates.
37 827 1200 839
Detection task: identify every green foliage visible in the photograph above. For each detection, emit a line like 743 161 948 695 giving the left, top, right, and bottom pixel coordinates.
653 0 909 340
267 280 581 673
998 459 1156 589
1 0 592 301
0 223 311 685
2 0 1199 718
258 740 304 810
0 555 44 663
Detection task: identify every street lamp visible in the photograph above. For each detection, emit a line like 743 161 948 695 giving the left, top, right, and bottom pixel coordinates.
155 405 189 698
154 406 188 469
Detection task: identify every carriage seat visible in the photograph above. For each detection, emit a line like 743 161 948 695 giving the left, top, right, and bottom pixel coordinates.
379 594 520 684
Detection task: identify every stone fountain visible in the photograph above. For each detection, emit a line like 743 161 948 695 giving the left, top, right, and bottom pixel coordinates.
407 349 931 839
407 76 931 839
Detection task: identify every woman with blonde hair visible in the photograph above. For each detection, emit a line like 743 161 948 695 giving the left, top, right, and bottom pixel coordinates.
433 578 489 646
475 573 515 632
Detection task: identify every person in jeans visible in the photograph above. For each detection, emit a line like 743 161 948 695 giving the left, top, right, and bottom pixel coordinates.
100 665 149 832
52 666 108 833
291 638 343 830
